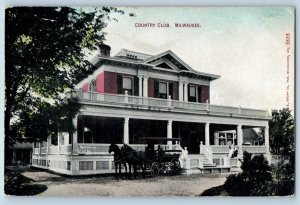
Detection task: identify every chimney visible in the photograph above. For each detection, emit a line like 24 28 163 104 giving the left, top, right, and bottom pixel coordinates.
99 44 111 57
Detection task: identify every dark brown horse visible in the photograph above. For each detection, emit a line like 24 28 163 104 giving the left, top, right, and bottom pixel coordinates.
121 144 146 179
108 143 128 179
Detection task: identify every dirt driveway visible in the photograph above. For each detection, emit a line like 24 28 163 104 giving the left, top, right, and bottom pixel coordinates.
23 170 228 197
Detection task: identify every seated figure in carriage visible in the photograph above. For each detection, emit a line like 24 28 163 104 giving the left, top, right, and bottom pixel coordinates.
145 142 155 161
156 145 164 162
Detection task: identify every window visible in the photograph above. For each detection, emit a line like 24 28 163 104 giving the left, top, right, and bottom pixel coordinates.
158 82 168 99
190 86 196 97
188 85 197 102
122 77 133 95
90 80 96 92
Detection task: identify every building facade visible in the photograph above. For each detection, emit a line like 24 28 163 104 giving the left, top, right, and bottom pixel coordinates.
32 45 271 175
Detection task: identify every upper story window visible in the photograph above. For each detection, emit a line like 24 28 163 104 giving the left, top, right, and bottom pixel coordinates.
188 85 197 102
158 81 168 99
90 80 96 92
122 76 133 95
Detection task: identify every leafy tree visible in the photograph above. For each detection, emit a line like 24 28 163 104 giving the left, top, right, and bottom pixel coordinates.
272 151 295 196
269 109 294 155
5 7 124 149
224 152 273 196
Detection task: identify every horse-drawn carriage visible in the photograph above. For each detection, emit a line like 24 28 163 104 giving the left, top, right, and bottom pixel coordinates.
140 137 182 177
108 137 182 179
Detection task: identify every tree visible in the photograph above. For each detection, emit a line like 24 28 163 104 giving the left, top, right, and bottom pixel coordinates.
5 7 124 147
269 109 294 155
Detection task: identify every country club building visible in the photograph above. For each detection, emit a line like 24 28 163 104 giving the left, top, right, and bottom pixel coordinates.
32 45 271 175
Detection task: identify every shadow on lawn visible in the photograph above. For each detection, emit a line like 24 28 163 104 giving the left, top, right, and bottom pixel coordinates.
4 169 47 196
200 185 225 196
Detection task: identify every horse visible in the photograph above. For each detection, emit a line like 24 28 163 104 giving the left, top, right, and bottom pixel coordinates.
121 144 146 179
108 143 128 179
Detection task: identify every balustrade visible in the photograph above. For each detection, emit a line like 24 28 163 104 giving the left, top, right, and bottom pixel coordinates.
75 90 267 117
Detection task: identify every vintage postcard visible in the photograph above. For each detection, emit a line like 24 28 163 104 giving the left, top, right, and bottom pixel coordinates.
4 7 295 197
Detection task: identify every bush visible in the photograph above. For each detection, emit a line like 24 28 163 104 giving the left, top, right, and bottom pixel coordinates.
272 151 295 196
4 170 47 196
224 152 273 196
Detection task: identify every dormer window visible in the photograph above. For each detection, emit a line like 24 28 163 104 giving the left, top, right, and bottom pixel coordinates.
122 76 133 95
90 80 96 92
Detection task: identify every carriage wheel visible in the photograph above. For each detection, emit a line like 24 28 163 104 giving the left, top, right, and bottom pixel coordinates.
150 162 159 177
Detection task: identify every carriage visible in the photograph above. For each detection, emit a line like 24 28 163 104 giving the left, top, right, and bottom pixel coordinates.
109 137 183 179
139 137 183 177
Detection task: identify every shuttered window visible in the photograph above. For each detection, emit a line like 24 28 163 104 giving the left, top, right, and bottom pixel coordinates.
189 86 196 97
122 76 133 95
90 80 96 92
159 82 167 94
123 77 132 89
188 85 197 102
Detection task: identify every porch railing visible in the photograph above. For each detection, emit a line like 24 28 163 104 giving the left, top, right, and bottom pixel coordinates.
242 146 267 154
49 146 59 154
60 145 72 154
34 148 39 154
77 143 110 154
40 147 47 154
75 91 268 118
199 143 213 164
210 145 267 154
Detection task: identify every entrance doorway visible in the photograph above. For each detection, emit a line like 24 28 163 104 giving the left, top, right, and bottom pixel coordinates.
173 121 205 154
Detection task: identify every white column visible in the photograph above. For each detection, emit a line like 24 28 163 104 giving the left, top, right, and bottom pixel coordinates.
237 124 243 155
214 132 219 145
264 125 271 164
184 82 188 102
47 135 51 154
205 123 210 146
57 133 61 154
124 117 129 144
179 82 184 101
143 77 148 97
38 142 41 155
72 115 78 154
264 126 270 152
138 76 143 97
167 120 173 148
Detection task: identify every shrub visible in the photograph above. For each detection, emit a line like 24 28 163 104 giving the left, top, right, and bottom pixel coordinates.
224 152 273 196
4 169 47 196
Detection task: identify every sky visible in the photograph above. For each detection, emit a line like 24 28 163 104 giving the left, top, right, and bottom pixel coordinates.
100 7 295 112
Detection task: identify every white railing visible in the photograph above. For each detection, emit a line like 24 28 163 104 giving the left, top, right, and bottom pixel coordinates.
75 90 268 117
49 146 59 154
77 143 111 154
34 148 40 154
241 108 267 117
40 147 47 154
209 104 240 114
242 146 267 154
199 143 213 164
210 145 232 154
172 100 207 111
60 145 72 154
210 145 267 154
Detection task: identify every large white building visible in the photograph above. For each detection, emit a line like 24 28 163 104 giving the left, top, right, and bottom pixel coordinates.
32 45 271 175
